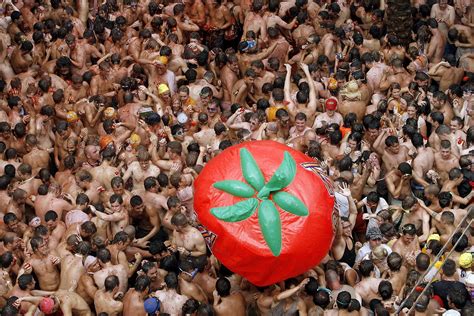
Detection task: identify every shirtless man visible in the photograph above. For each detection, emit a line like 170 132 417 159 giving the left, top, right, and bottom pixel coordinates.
193 255 217 301
74 169 103 204
411 133 435 190
123 150 160 191
90 195 129 237
90 146 120 191
221 54 240 102
10 41 33 74
18 289 92 316
385 252 408 296
392 224 421 265
213 277 246 316
58 241 89 290
393 196 431 243
251 60 275 99
231 68 256 105
178 259 208 302
428 59 464 92
34 185 73 223
76 256 100 305
123 275 150 316
170 213 206 258
7 274 36 315
379 58 413 91
94 248 128 293
375 133 410 173
193 113 217 148
385 163 414 203
354 260 382 306
94 275 124 316
22 134 50 175
431 0 455 35
154 272 189 315
133 178 168 246
434 140 460 185
427 18 447 65
23 236 60 291
243 0 267 42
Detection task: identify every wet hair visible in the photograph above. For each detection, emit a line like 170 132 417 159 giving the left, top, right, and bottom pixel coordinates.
442 259 456 277
18 274 34 290
165 272 178 289
439 192 453 208
216 277 231 297
359 260 375 277
415 253 430 271
379 281 393 300
80 221 97 235
97 247 112 263
451 232 468 253
314 289 330 309
105 275 119 291
387 252 403 271
336 291 351 309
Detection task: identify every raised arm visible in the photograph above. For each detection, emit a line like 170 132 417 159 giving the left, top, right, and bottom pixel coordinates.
301 62 317 115
284 64 296 116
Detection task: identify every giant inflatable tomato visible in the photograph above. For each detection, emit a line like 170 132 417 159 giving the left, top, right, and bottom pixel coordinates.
194 141 336 286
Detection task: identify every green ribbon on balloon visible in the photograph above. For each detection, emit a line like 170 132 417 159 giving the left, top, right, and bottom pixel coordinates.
211 148 309 256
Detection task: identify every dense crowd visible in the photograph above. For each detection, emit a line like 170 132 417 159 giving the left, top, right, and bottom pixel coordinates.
0 0 473 315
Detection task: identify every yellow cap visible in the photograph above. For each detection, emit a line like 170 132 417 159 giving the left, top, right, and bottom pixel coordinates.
328 77 338 90
154 55 168 65
158 84 170 95
104 107 116 119
129 133 141 148
427 234 440 242
66 111 78 123
459 253 473 269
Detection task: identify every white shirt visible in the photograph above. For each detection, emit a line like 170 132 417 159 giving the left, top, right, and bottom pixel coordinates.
361 197 389 215
313 111 343 129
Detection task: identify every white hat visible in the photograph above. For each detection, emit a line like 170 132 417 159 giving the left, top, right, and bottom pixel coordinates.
443 310 461 316
177 112 188 124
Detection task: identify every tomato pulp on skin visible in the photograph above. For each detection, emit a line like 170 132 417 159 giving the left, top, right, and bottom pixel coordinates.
194 140 335 286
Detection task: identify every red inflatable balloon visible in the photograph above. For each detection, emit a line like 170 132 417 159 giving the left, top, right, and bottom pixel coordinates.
194 141 336 286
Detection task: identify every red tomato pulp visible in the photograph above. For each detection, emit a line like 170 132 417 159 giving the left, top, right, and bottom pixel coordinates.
194 140 336 286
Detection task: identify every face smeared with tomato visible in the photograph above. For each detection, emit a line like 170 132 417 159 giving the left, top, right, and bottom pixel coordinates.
194 141 335 286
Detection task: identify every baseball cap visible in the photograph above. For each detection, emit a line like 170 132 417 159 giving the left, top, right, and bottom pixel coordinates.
427 234 440 243
66 111 78 123
459 253 473 269
158 84 170 95
99 135 114 150
39 297 55 314
154 56 168 65
366 226 383 241
325 98 338 111
129 133 141 148
144 297 160 313
103 107 116 119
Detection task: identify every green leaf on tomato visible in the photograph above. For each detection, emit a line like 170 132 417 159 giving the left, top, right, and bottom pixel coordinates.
213 180 255 198
240 148 265 191
272 191 308 216
258 200 282 256
211 198 259 222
